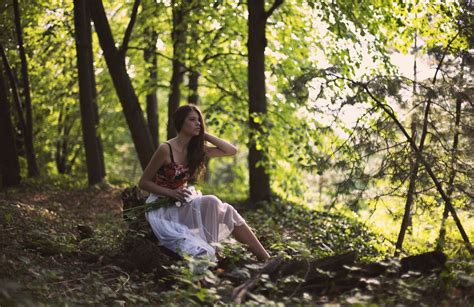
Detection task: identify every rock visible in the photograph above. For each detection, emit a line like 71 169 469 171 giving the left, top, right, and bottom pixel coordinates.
118 187 180 276
400 251 447 274
77 224 94 240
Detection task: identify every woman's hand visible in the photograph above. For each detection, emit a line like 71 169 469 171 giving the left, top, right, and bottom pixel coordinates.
166 187 192 202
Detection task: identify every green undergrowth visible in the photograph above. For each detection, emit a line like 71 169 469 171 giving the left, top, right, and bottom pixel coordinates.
0 180 473 305
239 197 386 262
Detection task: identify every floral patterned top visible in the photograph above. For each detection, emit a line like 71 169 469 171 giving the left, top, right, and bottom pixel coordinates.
155 142 190 189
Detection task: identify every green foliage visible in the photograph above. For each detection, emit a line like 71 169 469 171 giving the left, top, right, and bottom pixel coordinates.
2 182 473 305
0 0 472 273
160 256 222 305
246 197 386 261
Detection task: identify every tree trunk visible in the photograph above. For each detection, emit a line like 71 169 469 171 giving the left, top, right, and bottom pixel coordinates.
74 0 105 185
186 55 211 181
395 28 444 256
188 69 199 105
144 27 159 148
0 43 29 164
89 0 155 170
363 84 472 253
396 32 420 236
438 7 472 249
54 105 79 174
394 128 420 256
437 73 464 250
0 63 21 187
55 106 68 174
12 0 39 177
396 31 419 249
167 0 187 140
90 36 106 179
187 30 199 106
247 0 271 202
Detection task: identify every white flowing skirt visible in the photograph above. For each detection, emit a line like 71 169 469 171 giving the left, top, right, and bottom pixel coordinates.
145 189 246 261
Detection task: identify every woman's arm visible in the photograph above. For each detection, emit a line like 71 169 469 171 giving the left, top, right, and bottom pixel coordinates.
138 144 190 201
204 132 238 157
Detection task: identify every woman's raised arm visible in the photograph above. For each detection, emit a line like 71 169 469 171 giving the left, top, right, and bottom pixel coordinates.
204 132 238 157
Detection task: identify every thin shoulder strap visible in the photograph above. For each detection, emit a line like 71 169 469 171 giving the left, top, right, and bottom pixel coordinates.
165 142 175 162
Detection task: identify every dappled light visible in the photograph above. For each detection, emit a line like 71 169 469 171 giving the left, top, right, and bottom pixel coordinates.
1 0 473 305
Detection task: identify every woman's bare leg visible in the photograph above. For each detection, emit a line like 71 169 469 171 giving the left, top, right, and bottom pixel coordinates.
232 223 270 261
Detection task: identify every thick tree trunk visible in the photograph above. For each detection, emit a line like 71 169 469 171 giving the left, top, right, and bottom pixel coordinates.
0 43 29 163
91 70 106 179
247 0 271 202
89 0 154 170
0 63 21 187
167 0 187 140
74 0 105 185
144 27 159 148
12 0 39 177
89 35 106 179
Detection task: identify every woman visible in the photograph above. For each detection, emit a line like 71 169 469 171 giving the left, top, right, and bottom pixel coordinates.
138 104 270 262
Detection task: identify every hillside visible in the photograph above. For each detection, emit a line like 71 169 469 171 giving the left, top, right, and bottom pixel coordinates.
1 182 472 305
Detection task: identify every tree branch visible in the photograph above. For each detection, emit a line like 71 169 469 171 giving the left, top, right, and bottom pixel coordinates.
119 0 141 58
265 0 284 20
361 82 472 254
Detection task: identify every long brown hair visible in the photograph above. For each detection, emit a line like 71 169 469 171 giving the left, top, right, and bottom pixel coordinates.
172 105 206 180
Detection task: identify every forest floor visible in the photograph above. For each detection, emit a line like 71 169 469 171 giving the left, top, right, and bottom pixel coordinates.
0 180 473 306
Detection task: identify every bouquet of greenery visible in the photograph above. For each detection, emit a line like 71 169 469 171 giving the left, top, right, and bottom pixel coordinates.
123 186 202 221
123 197 175 221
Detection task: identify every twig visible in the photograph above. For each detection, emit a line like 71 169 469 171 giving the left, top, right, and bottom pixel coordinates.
288 258 310 299
232 257 284 304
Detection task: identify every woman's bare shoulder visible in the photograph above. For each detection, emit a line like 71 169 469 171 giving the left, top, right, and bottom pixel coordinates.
150 142 171 160
158 141 170 150
140 142 171 180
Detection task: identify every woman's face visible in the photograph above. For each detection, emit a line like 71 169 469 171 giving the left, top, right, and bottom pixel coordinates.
180 110 202 136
